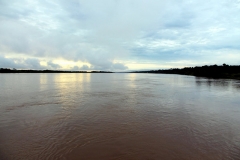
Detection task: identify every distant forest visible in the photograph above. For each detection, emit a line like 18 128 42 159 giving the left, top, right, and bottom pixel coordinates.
0 68 112 73
132 64 240 79
1 64 240 79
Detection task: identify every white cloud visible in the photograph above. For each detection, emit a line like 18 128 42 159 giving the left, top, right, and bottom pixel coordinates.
0 0 240 70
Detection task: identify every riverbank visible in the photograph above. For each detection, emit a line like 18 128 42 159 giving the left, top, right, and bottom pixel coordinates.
131 64 240 80
1 64 240 80
0 68 113 73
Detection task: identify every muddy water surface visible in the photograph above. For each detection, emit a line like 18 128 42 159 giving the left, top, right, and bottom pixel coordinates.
0 73 240 160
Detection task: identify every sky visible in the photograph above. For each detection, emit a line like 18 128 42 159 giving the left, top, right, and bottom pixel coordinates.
0 0 240 71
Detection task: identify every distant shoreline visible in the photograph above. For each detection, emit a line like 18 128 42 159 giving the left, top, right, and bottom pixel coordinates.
1 64 240 80
130 64 240 80
0 69 113 73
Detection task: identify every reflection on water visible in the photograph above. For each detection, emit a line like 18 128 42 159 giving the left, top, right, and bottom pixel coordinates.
195 77 240 91
0 73 240 160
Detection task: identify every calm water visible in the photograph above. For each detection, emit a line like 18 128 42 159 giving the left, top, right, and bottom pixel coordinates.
0 73 240 160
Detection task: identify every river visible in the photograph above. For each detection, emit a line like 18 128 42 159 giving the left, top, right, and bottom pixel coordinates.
0 73 240 160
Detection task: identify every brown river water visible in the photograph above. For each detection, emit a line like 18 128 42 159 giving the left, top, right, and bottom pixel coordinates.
0 73 240 160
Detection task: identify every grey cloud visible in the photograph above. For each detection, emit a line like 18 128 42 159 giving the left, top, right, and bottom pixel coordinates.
0 0 240 70
0 56 46 70
47 61 61 69
112 63 128 70
79 65 90 70
24 58 45 69
0 55 19 68
71 65 89 71
72 62 128 71
89 59 128 71
0 1 32 19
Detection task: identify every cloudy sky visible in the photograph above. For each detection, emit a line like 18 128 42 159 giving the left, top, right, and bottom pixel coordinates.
1 0 240 71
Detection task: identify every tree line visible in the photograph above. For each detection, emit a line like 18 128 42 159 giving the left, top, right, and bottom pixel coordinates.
0 68 113 73
132 64 240 79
